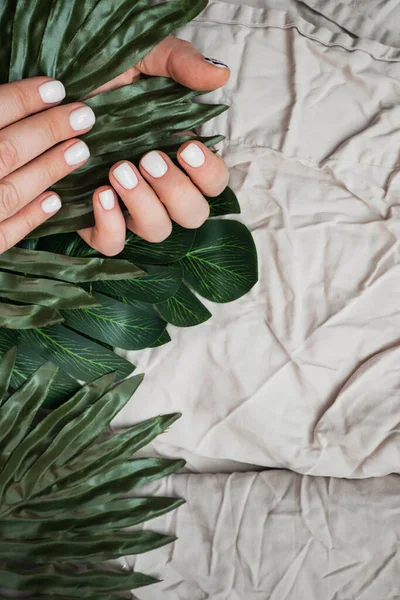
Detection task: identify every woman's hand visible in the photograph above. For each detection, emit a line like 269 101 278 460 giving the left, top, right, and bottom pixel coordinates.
0 77 95 252
79 37 230 256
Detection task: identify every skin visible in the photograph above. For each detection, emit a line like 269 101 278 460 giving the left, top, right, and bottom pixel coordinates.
0 36 230 255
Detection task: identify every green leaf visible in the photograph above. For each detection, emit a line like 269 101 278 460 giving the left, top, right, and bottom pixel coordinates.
0 530 176 563
0 330 79 407
0 303 63 330
0 0 14 82
0 363 58 462
0 347 16 406
84 77 227 156
0 563 158 594
0 497 184 538
207 186 241 217
61 292 166 351
0 247 144 282
19 325 135 382
0 355 184 597
0 271 97 309
157 284 212 327
150 329 172 348
8 0 208 98
94 265 182 304
119 223 196 265
180 220 259 302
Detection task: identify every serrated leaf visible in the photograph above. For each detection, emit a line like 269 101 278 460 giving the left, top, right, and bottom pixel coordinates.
19 325 135 382
61 292 166 351
157 284 212 327
180 220 259 302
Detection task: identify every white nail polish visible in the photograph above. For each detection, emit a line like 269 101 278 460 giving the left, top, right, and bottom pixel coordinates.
141 151 168 179
41 194 62 214
113 162 138 190
99 189 115 210
64 141 90 166
204 57 229 69
39 80 66 103
69 106 96 131
180 143 206 168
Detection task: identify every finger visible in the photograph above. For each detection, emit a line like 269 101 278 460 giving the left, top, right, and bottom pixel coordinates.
137 36 230 92
109 161 172 243
78 186 126 256
0 192 61 254
139 151 210 229
0 102 95 179
177 141 230 197
0 77 66 129
0 139 90 222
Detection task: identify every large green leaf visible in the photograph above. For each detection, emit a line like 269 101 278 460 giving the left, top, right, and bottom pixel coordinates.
94 265 182 304
61 292 167 350
119 223 196 265
19 325 135 382
180 220 259 303
0 352 185 596
157 283 212 327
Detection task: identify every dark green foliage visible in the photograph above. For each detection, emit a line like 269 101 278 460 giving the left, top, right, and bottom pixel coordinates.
0 349 185 597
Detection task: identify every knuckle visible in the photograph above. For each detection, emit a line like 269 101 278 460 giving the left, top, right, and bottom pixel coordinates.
0 137 19 178
0 180 19 217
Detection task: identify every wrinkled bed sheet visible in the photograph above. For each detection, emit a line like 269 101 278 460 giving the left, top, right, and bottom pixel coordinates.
126 471 400 600
114 1 400 596
116 0 400 479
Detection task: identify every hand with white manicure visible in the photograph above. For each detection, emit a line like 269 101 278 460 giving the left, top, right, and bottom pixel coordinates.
0 36 230 255
0 77 95 252
79 36 230 256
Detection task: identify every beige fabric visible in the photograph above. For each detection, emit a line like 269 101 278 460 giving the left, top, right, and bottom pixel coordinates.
126 471 400 600
116 1 400 479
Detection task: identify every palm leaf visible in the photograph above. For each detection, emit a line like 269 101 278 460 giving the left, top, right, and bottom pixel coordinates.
0 348 185 597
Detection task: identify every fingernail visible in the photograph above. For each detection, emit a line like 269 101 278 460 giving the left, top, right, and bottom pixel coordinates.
64 141 90 166
39 80 66 103
141 151 168 179
99 189 115 210
113 162 139 190
204 57 229 69
41 194 62 214
180 143 206 168
69 106 96 131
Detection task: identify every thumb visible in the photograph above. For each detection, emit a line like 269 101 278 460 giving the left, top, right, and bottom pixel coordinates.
137 36 230 91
